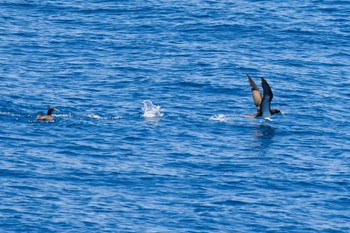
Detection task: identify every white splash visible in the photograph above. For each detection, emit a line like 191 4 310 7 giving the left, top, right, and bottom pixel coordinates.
209 114 229 122
142 100 163 118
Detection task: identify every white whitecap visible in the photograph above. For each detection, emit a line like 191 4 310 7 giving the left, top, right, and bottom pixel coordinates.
86 114 122 120
109 116 123 120
142 100 163 118
55 113 72 118
0 112 20 117
209 114 229 122
86 114 103 119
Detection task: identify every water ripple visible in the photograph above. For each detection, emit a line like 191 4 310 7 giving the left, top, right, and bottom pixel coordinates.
0 0 349 232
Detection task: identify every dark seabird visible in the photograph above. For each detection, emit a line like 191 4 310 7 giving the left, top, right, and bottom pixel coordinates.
36 107 59 122
245 74 283 119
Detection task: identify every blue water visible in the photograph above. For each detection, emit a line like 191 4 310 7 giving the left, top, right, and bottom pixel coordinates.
1 1 350 232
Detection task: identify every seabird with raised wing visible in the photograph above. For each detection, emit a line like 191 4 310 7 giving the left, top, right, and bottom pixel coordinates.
246 74 283 120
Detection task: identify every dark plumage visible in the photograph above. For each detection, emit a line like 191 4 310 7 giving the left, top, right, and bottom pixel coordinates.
36 107 59 122
245 74 283 119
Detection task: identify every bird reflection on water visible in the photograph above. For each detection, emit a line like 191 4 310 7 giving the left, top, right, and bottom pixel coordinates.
252 123 275 150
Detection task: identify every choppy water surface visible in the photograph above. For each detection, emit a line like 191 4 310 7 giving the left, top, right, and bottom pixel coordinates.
1 1 349 232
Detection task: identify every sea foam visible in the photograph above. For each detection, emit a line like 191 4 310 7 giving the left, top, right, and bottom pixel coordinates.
209 114 229 122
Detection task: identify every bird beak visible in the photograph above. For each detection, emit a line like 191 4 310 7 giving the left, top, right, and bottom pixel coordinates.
280 111 285 116
54 108 60 112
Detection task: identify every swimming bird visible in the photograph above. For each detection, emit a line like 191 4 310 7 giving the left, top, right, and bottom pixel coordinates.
246 74 283 119
36 107 59 122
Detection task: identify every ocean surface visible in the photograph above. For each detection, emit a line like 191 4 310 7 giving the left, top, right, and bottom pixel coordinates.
0 0 349 232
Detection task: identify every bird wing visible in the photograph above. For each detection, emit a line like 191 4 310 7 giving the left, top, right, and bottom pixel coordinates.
247 74 262 111
260 78 273 115
244 112 260 118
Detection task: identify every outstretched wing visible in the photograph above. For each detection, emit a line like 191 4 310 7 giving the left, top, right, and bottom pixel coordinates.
260 77 273 116
246 74 262 111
